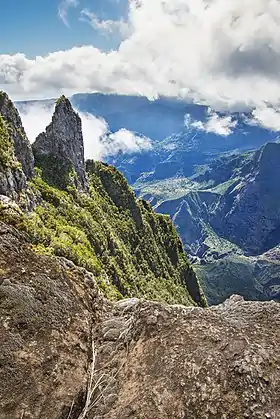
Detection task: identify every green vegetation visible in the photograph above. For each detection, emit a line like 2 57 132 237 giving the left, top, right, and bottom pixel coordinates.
0 161 206 306
195 256 267 305
55 95 68 105
134 176 200 201
32 152 75 190
0 115 15 168
0 102 22 172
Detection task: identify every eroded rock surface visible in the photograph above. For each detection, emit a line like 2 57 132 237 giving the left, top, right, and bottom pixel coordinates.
89 296 280 419
0 222 279 419
0 222 107 419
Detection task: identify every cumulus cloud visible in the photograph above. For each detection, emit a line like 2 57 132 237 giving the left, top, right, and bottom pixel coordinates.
248 107 280 131
104 129 152 156
3 0 280 125
18 103 152 160
58 0 79 27
185 109 237 136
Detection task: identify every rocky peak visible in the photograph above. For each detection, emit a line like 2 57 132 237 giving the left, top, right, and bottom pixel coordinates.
32 95 87 190
0 91 34 179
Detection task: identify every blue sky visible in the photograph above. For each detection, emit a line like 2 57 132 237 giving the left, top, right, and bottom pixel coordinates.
1 0 128 57
1 0 280 137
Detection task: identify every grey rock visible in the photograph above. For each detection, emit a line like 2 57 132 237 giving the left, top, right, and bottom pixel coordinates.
101 318 127 341
0 91 34 179
0 162 26 199
32 96 87 190
0 92 34 199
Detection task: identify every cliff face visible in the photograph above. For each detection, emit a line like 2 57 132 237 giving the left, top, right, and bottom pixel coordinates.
32 96 87 190
0 91 34 179
0 93 31 200
0 113 26 199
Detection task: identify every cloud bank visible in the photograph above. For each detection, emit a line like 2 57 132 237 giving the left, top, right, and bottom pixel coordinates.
3 0 280 132
19 103 152 160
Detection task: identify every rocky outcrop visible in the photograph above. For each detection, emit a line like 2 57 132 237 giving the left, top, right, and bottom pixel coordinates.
0 91 34 179
0 222 106 419
0 113 27 200
0 164 26 201
32 96 87 190
91 296 280 419
0 92 35 200
0 223 279 419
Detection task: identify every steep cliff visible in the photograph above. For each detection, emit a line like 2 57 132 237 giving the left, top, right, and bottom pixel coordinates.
0 91 34 179
0 92 205 306
0 92 33 201
32 96 87 190
0 113 26 199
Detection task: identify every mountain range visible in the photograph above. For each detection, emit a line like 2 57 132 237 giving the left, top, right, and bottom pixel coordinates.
66 94 280 304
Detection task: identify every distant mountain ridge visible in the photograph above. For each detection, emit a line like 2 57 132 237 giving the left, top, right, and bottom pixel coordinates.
145 143 280 304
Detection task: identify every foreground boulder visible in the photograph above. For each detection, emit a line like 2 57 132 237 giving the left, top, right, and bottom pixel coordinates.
0 223 279 419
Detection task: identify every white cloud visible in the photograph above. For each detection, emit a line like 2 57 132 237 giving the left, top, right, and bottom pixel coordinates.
81 112 109 159
58 0 79 27
105 129 152 156
248 107 280 131
185 109 237 136
19 102 55 143
18 102 152 160
81 9 129 36
3 0 280 127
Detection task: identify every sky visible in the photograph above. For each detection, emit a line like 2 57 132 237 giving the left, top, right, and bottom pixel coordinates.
0 0 128 56
2 0 280 134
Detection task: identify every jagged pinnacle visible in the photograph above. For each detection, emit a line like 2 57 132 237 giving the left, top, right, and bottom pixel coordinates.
32 96 87 190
